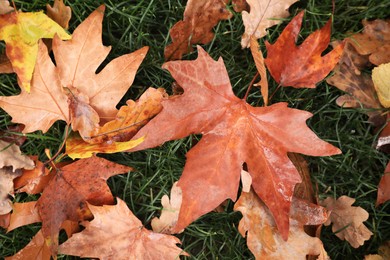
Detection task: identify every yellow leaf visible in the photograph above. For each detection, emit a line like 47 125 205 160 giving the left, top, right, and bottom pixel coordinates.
66 133 145 159
0 11 71 92
372 62 390 108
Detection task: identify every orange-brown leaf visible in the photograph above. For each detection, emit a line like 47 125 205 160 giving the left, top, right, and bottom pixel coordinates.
7 201 41 232
13 159 52 194
265 11 344 88
36 156 132 256
377 162 390 206
59 198 188 259
0 53 12 73
349 19 390 66
130 46 340 239
321 195 373 248
5 230 51 260
250 36 268 105
164 0 232 60
234 190 328 259
46 0 71 29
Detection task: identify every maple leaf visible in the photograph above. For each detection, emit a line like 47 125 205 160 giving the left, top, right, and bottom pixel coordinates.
35 156 132 256
321 195 373 248
164 0 232 60
326 41 385 126
234 190 328 259
46 0 71 29
59 198 188 259
377 162 390 206
349 19 390 66
372 62 390 108
241 0 298 48
130 46 340 239
265 11 344 88
0 6 148 141
7 201 41 232
0 10 71 91
13 159 52 194
0 0 12 15
5 230 51 260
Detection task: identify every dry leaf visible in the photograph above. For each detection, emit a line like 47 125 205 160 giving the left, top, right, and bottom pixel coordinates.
151 182 183 234
372 62 390 108
265 11 344 88
7 201 41 232
13 159 52 194
0 0 13 14
241 0 299 48
0 10 71 91
0 213 10 229
5 230 51 260
164 0 232 60
0 53 13 73
250 36 268 105
232 0 249 12
234 190 328 259
46 0 71 29
59 198 188 259
0 140 34 171
376 162 390 206
321 195 373 248
130 46 340 239
349 19 390 66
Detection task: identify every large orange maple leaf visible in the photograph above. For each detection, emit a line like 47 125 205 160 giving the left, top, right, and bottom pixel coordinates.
130 46 341 239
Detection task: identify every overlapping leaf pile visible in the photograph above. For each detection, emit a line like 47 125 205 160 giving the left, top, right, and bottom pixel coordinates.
0 0 388 259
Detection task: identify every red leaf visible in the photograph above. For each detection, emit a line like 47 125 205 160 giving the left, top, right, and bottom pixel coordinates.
131 46 340 239
265 11 344 88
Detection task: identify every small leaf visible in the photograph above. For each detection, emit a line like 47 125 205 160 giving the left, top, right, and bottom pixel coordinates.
372 62 390 108
46 0 71 29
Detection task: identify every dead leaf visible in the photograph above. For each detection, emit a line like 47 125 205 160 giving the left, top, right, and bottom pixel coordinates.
0 10 71 91
0 0 12 15
0 167 21 215
130 46 340 239
372 62 390 108
7 201 41 232
326 41 385 126
365 241 390 260
46 0 71 29
151 182 183 234
0 124 27 146
250 36 268 105
164 0 232 60
241 0 299 48
234 190 328 259
0 212 10 228
13 159 52 194
35 156 132 256
59 198 188 259
321 195 373 248
0 140 35 171
232 0 249 12
349 19 390 66
376 162 390 206
5 230 51 260
0 53 13 73
265 11 344 88
65 133 145 159
0 6 148 141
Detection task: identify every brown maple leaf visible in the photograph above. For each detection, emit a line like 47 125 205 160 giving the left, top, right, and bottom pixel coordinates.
377 162 390 206
35 156 132 256
326 41 385 126
349 19 390 66
7 201 41 232
241 0 299 48
164 0 232 60
265 11 345 88
13 159 52 194
234 190 328 259
46 0 71 29
321 195 373 248
59 198 188 259
130 46 340 239
0 5 148 141
5 230 51 260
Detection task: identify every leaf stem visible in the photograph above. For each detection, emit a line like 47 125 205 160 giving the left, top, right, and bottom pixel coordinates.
243 72 259 102
44 124 71 166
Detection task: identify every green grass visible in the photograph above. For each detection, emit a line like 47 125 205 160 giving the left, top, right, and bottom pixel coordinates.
1 0 389 259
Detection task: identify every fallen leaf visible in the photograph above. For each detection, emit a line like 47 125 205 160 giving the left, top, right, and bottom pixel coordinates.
46 0 71 29
59 198 188 259
0 124 27 146
376 162 390 206
0 140 35 171
321 195 373 248
0 212 10 229
130 46 340 239
372 62 390 108
349 19 390 66
377 115 390 152
234 190 328 259
0 0 13 15
0 6 148 141
265 11 344 88
0 167 21 214
164 0 232 60
36 156 132 256
5 230 51 260
0 53 13 73
326 41 385 126
13 159 52 194
0 10 71 91
7 201 41 232
65 133 145 159
241 0 298 48
151 182 183 234
232 0 249 12
364 241 390 260
250 36 268 105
